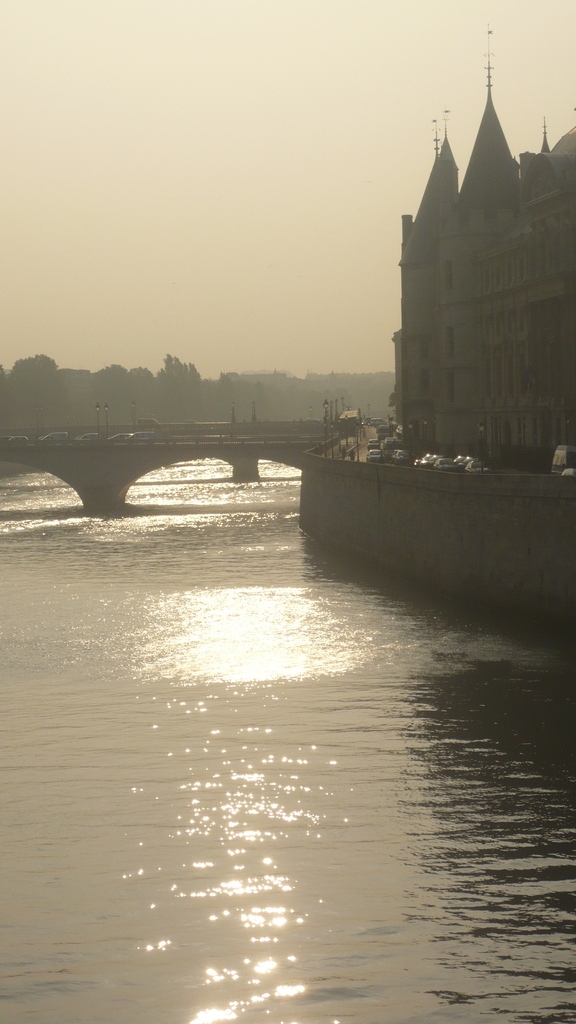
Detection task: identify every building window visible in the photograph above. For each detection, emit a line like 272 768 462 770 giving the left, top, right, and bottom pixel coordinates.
506 310 516 336
517 347 526 394
444 261 453 289
506 351 514 396
445 325 454 359
494 349 503 397
484 357 492 398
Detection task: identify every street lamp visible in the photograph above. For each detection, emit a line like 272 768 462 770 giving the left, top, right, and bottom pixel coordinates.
104 402 109 440
95 402 100 438
408 421 413 462
323 398 329 456
479 421 485 473
131 401 136 428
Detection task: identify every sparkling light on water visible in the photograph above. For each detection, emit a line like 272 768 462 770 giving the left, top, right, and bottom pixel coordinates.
2 461 576 1024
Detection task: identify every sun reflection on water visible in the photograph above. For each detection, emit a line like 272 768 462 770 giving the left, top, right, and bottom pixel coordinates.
142 586 365 684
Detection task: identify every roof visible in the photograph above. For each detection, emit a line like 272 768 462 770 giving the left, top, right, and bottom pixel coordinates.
400 136 458 266
551 124 576 158
458 89 520 216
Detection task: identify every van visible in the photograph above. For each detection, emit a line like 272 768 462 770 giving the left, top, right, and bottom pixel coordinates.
551 445 576 474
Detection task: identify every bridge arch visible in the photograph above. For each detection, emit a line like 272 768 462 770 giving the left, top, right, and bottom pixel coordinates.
0 437 317 512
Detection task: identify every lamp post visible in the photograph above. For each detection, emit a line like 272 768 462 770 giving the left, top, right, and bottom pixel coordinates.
323 398 329 456
479 421 485 473
131 401 136 428
408 421 413 464
95 402 100 438
104 402 109 440
35 404 40 440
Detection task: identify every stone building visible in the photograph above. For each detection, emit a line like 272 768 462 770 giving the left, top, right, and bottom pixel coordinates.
399 82 576 453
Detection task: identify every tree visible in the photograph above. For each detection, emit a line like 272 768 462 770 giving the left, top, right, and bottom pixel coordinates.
156 354 202 421
8 355 67 427
0 365 9 427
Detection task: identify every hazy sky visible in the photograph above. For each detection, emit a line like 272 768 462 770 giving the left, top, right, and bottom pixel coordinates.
0 1 574 378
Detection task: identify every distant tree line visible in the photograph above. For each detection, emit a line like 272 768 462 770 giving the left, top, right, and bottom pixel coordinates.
0 353 394 429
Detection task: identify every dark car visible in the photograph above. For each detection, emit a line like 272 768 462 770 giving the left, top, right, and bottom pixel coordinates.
392 449 412 466
74 433 100 444
127 431 156 443
415 453 440 469
433 457 460 472
38 432 69 443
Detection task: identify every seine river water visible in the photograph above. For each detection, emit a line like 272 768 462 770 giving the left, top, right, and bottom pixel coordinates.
2 461 576 1024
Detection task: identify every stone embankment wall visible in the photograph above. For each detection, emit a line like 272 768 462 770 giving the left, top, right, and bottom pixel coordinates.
300 454 576 621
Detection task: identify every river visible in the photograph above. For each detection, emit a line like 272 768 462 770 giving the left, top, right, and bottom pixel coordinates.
1 461 576 1024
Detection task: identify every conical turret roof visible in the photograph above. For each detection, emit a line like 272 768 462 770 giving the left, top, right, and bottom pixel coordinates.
458 89 519 215
400 136 458 265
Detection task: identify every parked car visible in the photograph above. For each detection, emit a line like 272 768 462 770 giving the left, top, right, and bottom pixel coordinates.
38 432 69 443
465 459 490 473
382 437 403 452
454 454 475 468
107 433 134 443
74 432 100 443
415 452 440 469
367 439 381 451
392 449 412 466
367 449 384 463
1 435 29 444
433 457 460 472
551 445 576 474
127 431 156 443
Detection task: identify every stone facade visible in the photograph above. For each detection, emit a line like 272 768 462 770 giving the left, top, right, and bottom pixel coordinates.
399 88 576 454
300 453 576 623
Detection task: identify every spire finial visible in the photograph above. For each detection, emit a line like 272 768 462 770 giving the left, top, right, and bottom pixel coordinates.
432 118 440 157
541 115 551 153
485 25 493 90
442 109 451 139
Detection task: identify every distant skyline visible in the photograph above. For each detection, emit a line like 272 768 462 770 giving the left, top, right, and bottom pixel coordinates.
0 1 574 378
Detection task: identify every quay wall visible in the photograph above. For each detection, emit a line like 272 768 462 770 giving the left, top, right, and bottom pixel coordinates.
300 454 576 621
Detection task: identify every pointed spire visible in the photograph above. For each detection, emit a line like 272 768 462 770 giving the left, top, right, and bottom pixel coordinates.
401 134 458 265
541 116 550 153
458 88 519 216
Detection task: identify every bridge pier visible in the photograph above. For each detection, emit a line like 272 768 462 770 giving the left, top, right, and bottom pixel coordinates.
76 483 130 513
231 458 260 483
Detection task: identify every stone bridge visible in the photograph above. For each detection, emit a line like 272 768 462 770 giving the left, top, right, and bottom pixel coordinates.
0 435 324 511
